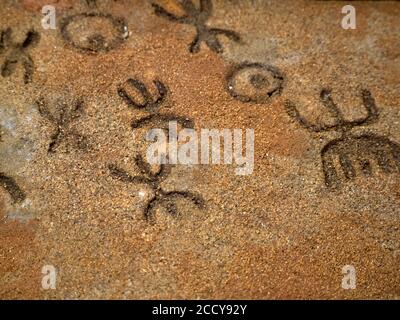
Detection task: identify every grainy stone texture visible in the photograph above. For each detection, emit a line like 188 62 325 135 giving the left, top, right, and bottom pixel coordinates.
0 0 399 299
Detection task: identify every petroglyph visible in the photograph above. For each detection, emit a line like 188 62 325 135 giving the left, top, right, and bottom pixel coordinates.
0 28 40 84
109 155 204 222
152 0 240 53
36 97 88 154
60 12 128 53
226 62 284 103
285 89 400 188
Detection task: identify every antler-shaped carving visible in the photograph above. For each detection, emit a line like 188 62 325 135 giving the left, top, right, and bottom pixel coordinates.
285 88 379 134
117 79 167 113
152 0 240 53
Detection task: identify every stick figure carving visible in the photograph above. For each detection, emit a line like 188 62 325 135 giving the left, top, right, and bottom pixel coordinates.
0 28 40 84
152 0 240 54
0 129 26 203
109 155 204 222
285 89 400 189
36 97 88 153
112 78 204 222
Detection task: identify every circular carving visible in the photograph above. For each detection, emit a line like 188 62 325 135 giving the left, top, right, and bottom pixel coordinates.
226 62 284 103
60 13 128 53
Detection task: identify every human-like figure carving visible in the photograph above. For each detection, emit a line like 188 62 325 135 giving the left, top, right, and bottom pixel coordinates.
36 97 87 153
152 0 240 53
0 173 26 204
113 78 203 221
0 28 40 84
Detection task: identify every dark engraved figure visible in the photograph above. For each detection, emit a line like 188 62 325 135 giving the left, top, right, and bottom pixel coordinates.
226 62 284 103
60 12 128 53
36 97 87 153
85 0 97 8
0 28 40 84
118 78 167 113
117 78 194 130
109 155 204 222
0 173 26 203
285 89 400 189
112 78 203 222
0 130 26 203
152 0 240 54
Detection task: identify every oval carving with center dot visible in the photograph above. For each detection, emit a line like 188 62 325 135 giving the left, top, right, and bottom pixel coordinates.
60 12 128 53
226 62 284 103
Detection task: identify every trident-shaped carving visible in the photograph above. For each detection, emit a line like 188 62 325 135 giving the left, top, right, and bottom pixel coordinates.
285 89 400 189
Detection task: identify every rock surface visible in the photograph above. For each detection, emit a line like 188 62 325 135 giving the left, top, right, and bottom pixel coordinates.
0 0 399 299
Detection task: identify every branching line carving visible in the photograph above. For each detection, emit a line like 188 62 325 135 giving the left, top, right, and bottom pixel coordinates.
152 0 240 54
285 89 400 189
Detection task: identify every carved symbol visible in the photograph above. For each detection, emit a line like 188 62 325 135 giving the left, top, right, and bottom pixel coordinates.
60 12 128 53
226 62 284 103
35 97 88 153
0 28 40 84
285 89 400 189
109 155 204 222
117 78 195 130
152 0 240 54
85 0 97 8
112 78 203 222
0 173 26 204
118 78 167 113
0 129 26 203
131 113 194 130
